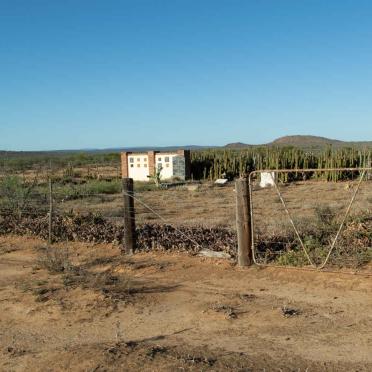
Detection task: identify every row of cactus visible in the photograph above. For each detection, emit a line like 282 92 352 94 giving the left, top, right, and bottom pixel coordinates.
190 146 371 181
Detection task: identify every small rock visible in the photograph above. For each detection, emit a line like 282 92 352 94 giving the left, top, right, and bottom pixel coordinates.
281 307 300 317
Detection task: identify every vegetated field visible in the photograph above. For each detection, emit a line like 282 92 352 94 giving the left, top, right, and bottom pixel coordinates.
61 178 371 270
56 182 237 228
1 144 371 181
1 235 372 371
0 150 371 370
0 172 371 270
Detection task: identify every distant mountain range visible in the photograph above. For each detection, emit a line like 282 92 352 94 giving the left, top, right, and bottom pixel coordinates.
0 145 213 157
225 135 372 150
91 145 214 153
1 135 371 156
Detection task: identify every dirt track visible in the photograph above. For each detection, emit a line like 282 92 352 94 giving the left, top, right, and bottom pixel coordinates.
1 236 372 371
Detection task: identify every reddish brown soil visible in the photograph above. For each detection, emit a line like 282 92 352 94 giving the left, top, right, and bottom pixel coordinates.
1 235 372 371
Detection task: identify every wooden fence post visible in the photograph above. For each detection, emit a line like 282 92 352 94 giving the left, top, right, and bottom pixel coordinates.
122 178 136 255
48 178 53 247
235 177 253 266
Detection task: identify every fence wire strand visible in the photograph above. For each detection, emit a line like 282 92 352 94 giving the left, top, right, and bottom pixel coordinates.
250 167 372 272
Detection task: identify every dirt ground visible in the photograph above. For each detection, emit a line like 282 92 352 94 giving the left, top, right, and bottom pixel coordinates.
1 236 372 371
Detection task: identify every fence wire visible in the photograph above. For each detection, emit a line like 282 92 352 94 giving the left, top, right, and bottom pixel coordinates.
0 177 237 257
1 168 371 273
249 168 372 273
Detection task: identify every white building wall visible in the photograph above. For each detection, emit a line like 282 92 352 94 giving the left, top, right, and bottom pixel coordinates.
128 154 149 181
155 154 176 180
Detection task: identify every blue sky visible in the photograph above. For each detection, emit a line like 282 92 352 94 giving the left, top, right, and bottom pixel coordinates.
1 0 372 150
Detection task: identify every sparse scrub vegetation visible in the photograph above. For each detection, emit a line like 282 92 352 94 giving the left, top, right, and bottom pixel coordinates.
0 150 370 271
36 246 133 306
0 175 47 216
260 208 372 268
50 179 122 201
38 247 73 273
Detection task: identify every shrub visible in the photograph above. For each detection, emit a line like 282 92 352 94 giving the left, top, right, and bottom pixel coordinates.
52 179 122 201
85 180 121 194
38 247 73 273
0 175 46 216
314 205 337 226
276 249 309 266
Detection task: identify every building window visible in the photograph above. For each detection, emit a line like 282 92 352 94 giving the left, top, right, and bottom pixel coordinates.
144 158 147 162
157 163 162 169
144 164 147 168
158 157 162 162
165 156 170 162
166 163 170 168
130 164 134 168
137 164 141 168
137 158 140 162
129 158 134 163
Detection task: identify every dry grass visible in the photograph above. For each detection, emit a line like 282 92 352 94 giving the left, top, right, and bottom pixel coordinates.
38 247 73 273
36 246 133 307
58 183 236 228
57 179 371 233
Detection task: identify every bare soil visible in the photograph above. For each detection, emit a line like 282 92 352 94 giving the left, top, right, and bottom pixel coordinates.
1 235 372 371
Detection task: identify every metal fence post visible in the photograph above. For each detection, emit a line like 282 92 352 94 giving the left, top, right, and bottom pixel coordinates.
122 178 136 254
235 177 253 267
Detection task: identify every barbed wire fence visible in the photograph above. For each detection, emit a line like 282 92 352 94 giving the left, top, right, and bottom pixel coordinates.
0 167 371 274
249 168 372 273
0 174 237 258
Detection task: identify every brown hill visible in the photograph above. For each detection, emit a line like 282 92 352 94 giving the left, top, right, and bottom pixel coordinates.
272 135 342 146
225 135 372 150
224 142 250 149
271 135 372 149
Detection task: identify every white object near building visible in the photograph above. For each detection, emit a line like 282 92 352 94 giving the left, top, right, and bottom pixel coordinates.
260 172 276 188
214 179 229 186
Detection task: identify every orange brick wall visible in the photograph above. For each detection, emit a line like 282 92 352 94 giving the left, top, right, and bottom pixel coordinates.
120 152 129 178
148 151 156 177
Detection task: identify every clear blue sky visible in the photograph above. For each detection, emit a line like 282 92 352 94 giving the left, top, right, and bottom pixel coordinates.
1 0 372 151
